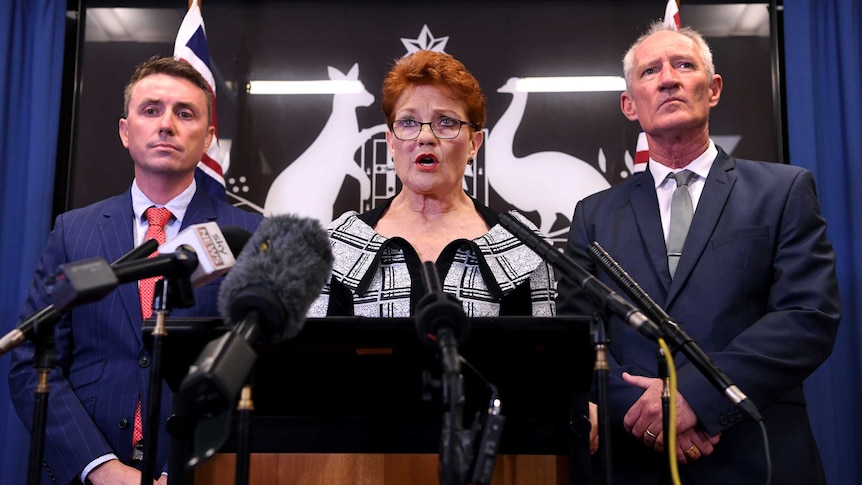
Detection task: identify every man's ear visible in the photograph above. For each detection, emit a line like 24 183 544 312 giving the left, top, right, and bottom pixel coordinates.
621 92 639 122
708 74 723 108
203 125 215 152
118 118 130 148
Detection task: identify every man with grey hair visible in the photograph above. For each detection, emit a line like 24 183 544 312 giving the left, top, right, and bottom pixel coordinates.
557 21 839 485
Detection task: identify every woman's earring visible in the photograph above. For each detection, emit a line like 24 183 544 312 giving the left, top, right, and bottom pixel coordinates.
467 157 474 166
387 156 395 169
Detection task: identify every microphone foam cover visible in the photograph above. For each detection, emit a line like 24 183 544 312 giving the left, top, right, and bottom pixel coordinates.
217 214 333 343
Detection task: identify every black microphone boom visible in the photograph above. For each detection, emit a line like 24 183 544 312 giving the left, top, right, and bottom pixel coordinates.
588 241 763 422
50 250 199 312
49 223 249 313
497 211 662 341
0 239 160 357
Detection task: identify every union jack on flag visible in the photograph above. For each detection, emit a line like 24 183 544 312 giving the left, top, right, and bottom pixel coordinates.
174 0 227 200
633 0 682 173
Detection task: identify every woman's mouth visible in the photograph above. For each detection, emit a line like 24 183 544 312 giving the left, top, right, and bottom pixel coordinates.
414 155 439 168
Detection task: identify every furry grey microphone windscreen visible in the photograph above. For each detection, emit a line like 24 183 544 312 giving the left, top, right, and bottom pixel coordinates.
217 214 333 343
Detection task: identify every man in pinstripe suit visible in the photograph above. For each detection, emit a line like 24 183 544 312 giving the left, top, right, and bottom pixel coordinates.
8 56 262 485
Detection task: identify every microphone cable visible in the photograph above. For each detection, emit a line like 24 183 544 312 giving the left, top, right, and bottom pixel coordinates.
656 337 682 485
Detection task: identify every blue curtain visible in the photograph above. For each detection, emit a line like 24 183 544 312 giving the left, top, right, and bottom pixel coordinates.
1 1 860 484
0 1 66 483
784 0 862 484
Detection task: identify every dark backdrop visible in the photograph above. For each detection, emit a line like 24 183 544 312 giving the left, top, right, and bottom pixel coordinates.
68 1 777 244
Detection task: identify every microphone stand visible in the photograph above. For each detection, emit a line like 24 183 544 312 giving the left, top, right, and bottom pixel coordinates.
141 275 195 485
437 327 466 485
414 261 471 485
26 321 57 485
235 380 255 485
590 312 613 485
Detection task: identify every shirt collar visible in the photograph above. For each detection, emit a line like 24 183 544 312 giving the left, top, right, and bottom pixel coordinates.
131 178 197 225
649 140 718 188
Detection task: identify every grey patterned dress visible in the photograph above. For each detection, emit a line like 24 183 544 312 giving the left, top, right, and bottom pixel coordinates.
307 198 556 318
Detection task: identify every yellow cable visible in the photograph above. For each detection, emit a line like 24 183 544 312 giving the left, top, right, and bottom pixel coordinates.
657 337 682 485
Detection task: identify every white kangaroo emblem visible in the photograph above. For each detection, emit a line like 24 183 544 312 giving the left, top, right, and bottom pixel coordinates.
487 77 610 235
264 63 384 223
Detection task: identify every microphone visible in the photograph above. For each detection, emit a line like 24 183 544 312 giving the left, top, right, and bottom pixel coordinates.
49 222 243 312
415 261 469 485
415 261 470 348
0 239 160 357
588 242 763 422
497 211 662 341
179 214 334 418
157 222 244 287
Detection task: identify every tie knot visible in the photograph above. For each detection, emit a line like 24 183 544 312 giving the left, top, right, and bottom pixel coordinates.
670 170 697 188
145 206 172 227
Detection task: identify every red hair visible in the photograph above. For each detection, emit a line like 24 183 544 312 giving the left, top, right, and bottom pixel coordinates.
381 50 486 131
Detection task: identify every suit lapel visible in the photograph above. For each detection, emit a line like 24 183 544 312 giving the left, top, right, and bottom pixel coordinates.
182 190 218 229
98 194 144 344
666 151 737 305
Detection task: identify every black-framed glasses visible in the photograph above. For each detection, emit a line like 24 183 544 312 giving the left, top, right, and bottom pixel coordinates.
390 116 476 140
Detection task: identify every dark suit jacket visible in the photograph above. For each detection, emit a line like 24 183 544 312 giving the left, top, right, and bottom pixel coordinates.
557 150 840 485
8 188 263 484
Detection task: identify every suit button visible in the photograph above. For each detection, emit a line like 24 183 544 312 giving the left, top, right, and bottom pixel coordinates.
719 416 728 426
119 418 130 429
139 356 150 367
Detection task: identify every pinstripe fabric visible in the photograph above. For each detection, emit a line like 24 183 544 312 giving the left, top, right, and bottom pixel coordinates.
307 209 556 318
8 187 262 484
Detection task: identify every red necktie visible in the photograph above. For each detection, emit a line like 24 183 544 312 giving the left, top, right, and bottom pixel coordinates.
139 207 172 319
133 206 172 448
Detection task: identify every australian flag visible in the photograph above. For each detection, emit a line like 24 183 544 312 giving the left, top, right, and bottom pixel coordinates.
174 0 227 200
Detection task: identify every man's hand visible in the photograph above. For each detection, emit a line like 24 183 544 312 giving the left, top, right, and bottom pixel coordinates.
589 401 599 455
621 371 698 449
674 426 721 463
87 459 163 485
